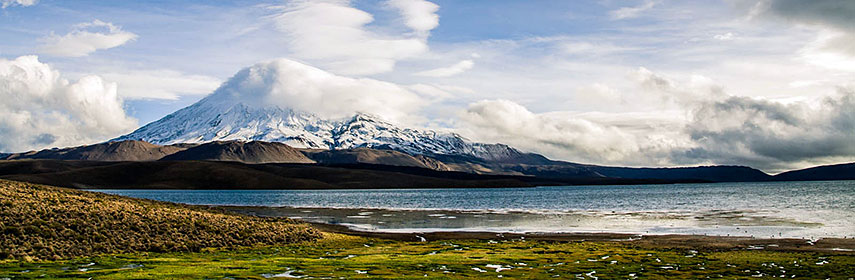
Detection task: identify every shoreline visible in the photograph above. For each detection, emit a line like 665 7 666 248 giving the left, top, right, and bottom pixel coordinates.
216 204 855 255
308 221 855 255
222 205 850 241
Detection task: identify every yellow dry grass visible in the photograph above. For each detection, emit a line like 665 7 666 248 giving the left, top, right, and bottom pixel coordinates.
0 179 322 260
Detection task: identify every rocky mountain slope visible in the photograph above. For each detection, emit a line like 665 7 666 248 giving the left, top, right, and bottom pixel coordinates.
301 148 452 171
161 141 314 164
3 140 189 161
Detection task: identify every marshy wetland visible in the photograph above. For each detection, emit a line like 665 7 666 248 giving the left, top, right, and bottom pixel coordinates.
2 233 855 279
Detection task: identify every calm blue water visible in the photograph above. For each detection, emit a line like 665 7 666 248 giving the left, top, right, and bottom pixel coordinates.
95 181 854 211
94 181 855 237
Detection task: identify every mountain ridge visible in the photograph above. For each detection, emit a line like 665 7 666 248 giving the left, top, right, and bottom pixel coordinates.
3 139 853 184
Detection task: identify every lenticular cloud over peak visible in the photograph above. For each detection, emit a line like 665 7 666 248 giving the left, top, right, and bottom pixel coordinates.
205 58 424 123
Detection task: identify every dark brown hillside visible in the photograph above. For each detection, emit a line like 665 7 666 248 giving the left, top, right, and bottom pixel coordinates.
302 148 451 170
1 161 334 189
161 140 315 163
4 140 186 161
0 160 533 189
773 162 855 181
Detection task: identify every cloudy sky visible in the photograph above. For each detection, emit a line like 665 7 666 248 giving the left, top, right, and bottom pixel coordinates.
1 0 853 173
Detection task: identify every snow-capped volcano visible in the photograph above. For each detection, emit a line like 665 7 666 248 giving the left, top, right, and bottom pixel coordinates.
114 59 535 162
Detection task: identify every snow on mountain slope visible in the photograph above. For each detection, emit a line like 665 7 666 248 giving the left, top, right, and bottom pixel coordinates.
113 58 541 163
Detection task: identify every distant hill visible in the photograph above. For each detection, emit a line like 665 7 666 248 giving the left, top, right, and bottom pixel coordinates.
589 165 773 182
773 162 855 181
0 160 533 189
4 140 188 161
161 141 314 164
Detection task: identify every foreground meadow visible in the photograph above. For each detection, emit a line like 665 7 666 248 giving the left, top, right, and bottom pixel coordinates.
2 233 854 279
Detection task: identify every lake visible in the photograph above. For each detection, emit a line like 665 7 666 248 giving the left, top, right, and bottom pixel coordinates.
94 180 855 238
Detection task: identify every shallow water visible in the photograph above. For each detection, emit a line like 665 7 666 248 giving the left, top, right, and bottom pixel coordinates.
94 180 855 238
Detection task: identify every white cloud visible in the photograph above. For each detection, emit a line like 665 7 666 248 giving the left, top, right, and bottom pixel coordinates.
609 0 658 20
560 42 637 55
407 83 453 101
756 0 855 32
573 83 623 106
387 0 440 36
414 59 474 77
685 87 855 171
748 0 855 72
271 0 438 75
0 55 137 152
211 58 427 124
455 65 855 172
99 70 221 100
713 32 735 40
38 19 138 57
798 30 855 72
1 0 36 8
459 99 687 165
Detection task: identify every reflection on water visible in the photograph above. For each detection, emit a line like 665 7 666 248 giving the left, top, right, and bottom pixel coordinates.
226 206 824 238
94 180 855 238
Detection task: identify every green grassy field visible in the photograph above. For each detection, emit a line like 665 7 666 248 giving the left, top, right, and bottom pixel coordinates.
1 233 853 279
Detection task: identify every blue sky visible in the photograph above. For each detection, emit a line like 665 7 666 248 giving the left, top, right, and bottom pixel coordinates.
1 0 854 172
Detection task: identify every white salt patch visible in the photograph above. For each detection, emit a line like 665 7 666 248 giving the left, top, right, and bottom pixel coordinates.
262 269 304 278
121 264 143 269
486 264 512 272
586 270 598 280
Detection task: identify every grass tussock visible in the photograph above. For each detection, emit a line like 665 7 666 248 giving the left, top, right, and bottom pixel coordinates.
0 179 322 261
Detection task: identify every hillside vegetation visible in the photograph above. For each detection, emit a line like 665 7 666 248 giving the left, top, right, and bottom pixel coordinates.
0 179 322 260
